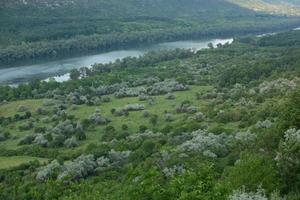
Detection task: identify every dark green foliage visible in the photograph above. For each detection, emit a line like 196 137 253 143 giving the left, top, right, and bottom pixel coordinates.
279 86 300 130
1 0 300 66
70 69 81 81
139 125 148 133
1 29 300 199
101 126 117 141
222 153 281 194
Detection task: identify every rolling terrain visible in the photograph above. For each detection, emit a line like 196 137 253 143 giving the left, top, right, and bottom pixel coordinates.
0 29 300 199
1 0 300 66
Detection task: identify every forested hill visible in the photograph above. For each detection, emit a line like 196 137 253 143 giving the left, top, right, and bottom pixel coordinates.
1 0 300 66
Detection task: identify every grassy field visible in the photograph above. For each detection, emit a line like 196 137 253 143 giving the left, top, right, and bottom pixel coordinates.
0 99 44 117
0 85 243 155
0 156 48 169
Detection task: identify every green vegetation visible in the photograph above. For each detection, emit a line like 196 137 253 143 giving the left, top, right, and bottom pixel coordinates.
1 0 300 66
0 156 48 169
1 28 300 199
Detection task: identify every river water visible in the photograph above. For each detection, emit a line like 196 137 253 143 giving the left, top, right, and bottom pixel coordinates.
0 38 233 85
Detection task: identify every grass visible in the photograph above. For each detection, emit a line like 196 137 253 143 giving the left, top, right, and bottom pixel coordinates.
0 85 243 156
0 99 44 117
0 156 48 169
69 85 213 143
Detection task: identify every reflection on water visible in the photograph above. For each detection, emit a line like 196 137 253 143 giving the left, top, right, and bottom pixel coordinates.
0 38 233 85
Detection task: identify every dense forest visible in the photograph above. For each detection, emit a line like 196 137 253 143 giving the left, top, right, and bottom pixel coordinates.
1 0 300 66
0 29 300 199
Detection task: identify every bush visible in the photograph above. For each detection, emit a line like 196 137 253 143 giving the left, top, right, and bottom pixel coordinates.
229 187 268 200
19 121 34 131
34 134 49 147
279 86 300 130
64 137 79 148
90 111 110 125
36 160 61 181
179 129 231 158
123 104 145 112
17 105 28 112
19 135 35 145
143 111 150 118
276 128 300 191
224 153 281 194
36 107 47 115
101 96 111 103
122 124 129 131
50 135 66 147
101 126 117 141
0 128 10 141
148 80 188 95
193 112 206 122
165 113 174 122
255 120 272 129
150 115 158 125
139 125 148 133
165 93 175 100
176 102 197 114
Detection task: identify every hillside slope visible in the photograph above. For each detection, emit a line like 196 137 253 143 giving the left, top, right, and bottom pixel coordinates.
1 29 300 199
1 0 300 66
228 0 300 15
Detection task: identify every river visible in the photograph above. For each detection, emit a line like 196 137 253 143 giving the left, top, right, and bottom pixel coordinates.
0 38 233 85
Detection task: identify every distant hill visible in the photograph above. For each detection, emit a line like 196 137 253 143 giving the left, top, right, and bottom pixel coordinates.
228 0 300 15
1 0 300 66
0 0 254 19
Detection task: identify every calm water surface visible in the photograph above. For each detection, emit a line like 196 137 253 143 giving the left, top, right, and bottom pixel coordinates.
0 38 233 85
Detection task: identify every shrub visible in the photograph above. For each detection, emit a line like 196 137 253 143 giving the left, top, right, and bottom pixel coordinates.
101 96 111 103
90 111 110 125
163 165 185 178
138 93 149 101
143 111 150 118
19 135 35 145
165 93 175 100
255 120 272 129
139 125 148 133
165 113 174 122
34 134 49 147
179 129 231 158
57 155 97 181
36 107 47 115
108 149 131 165
115 87 146 98
0 128 10 141
224 153 281 194
64 137 79 148
150 115 158 125
229 187 267 200
122 124 129 131
50 134 66 147
19 121 34 131
123 104 145 112
176 102 197 114
34 126 46 133
148 80 188 95
110 108 116 114
279 86 300 130
17 105 28 112
276 128 300 191
102 126 117 141
193 112 206 122
235 130 257 147
36 160 61 181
